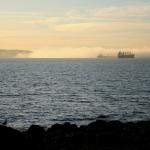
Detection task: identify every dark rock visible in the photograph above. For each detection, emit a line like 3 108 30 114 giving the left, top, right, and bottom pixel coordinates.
27 125 46 141
26 125 46 150
0 125 29 150
1 120 150 150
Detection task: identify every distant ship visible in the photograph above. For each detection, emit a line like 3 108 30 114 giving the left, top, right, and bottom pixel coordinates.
97 54 103 58
118 51 135 58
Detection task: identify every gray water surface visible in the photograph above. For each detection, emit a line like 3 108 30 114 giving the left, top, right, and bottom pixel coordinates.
0 58 150 129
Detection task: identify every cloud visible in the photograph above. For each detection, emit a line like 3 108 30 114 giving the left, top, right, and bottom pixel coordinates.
55 23 95 32
1 4 150 26
55 22 150 33
90 5 150 20
0 11 46 18
0 4 150 23
0 4 150 58
0 49 32 58
91 4 149 22
66 4 150 22
23 17 60 24
53 4 150 34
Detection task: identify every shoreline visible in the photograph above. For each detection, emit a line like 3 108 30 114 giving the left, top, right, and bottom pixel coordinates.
1 120 150 150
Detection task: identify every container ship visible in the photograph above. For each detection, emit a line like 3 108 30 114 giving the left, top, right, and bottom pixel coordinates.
118 51 135 58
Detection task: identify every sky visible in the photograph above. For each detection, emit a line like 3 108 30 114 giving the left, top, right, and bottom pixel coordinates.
0 0 150 58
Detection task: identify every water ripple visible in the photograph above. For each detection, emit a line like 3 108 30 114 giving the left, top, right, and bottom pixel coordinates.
0 58 150 129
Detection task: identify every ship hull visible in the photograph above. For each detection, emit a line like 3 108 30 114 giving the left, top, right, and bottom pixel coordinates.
118 55 135 58
118 51 135 58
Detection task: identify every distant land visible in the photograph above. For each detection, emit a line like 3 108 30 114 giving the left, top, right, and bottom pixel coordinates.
0 49 32 58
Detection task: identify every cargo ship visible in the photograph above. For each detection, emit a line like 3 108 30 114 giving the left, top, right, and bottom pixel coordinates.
118 51 135 58
97 54 103 58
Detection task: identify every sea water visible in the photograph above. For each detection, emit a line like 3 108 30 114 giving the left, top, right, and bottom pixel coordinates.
0 58 150 129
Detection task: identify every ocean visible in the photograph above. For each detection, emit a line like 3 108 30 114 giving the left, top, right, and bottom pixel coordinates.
0 58 150 129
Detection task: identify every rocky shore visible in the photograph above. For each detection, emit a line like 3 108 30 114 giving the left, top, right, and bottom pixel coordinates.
0 120 150 150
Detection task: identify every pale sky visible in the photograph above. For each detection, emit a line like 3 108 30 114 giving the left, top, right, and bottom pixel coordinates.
0 0 150 58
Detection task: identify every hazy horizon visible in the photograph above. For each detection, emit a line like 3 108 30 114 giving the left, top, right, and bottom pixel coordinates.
0 0 150 58
0 49 150 58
